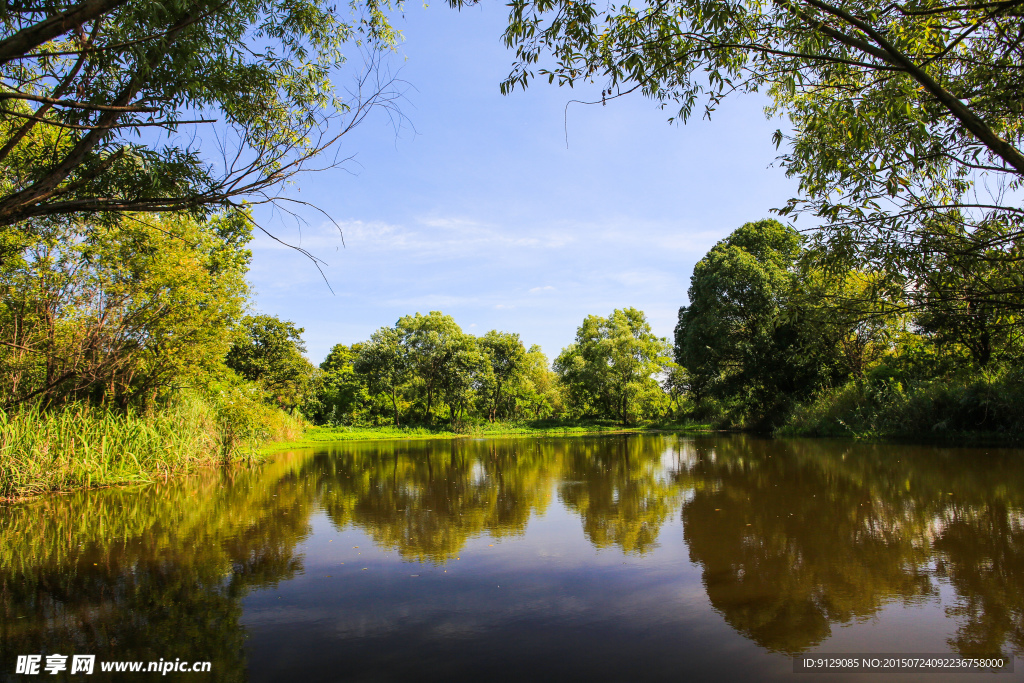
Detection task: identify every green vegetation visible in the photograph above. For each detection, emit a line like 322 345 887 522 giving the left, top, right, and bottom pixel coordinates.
0 394 302 500
304 311 566 428
3 0 1023 503
0 0 402 225
480 0 1024 318
467 0 1024 439
673 219 1023 439
555 308 673 424
298 307 683 430
266 421 672 450
0 209 310 499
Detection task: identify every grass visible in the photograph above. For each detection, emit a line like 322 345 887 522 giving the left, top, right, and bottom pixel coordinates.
264 419 715 451
0 394 303 501
778 368 1024 443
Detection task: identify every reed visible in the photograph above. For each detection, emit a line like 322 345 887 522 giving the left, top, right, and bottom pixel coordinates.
0 393 303 500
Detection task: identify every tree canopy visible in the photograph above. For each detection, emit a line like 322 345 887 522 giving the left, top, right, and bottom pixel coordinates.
226 314 315 412
0 0 403 227
677 219 853 424
556 307 672 424
0 210 251 408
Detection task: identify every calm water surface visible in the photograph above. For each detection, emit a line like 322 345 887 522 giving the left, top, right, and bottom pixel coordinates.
2 434 1023 682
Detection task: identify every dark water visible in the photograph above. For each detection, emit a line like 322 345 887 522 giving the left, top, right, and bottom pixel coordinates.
2 434 1023 682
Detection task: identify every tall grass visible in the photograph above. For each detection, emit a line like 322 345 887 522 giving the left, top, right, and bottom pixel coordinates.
779 367 1024 441
0 393 303 500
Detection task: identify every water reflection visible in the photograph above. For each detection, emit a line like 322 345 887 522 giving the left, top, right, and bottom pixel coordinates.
0 452 316 681
673 437 1024 657
2 435 1023 680
317 441 560 563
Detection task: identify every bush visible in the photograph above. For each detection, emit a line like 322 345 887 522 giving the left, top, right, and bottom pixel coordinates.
779 367 1024 440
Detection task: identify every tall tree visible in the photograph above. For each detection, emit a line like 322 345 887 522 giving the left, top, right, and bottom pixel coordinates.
480 330 528 421
675 219 838 423
396 311 467 423
225 314 314 412
0 210 250 408
556 307 671 424
355 327 408 426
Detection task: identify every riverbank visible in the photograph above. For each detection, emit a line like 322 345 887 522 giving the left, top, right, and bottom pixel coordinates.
264 420 715 451
0 395 302 501
776 371 1024 444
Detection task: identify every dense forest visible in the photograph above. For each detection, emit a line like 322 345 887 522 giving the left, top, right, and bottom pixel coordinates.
1 0 1023 498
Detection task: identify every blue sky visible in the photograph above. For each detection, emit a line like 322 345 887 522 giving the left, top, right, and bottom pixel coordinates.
247 2 801 364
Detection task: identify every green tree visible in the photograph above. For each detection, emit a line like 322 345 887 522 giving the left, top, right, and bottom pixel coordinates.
521 344 563 419
0 0 402 227
0 210 251 408
309 343 370 425
556 307 671 424
354 326 408 426
479 330 528 421
914 227 1023 368
436 331 484 427
396 311 472 423
675 219 838 424
225 315 314 413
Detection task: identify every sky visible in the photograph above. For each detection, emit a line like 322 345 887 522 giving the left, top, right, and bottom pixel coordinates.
246 2 802 364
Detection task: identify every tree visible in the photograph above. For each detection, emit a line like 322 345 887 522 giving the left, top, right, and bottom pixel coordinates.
914 228 1023 368
354 326 408 426
675 219 838 423
661 362 689 416
479 330 528 421
436 332 484 426
225 314 314 412
0 0 403 227
556 307 671 424
0 210 250 408
521 344 563 419
475 0 1024 319
396 311 470 423
309 343 371 425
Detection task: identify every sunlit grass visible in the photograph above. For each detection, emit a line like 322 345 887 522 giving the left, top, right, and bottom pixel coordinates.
266 419 713 450
0 395 303 500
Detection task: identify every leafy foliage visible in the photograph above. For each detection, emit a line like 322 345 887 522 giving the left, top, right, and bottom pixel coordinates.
471 0 1024 329
556 307 672 424
0 210 251 408
0 0 404 225
225 314 316 413
676 219 841 425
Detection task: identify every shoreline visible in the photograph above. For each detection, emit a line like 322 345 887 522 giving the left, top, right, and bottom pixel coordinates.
5 419 1019 504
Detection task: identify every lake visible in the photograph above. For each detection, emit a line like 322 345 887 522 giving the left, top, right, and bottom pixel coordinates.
2 434 1022 681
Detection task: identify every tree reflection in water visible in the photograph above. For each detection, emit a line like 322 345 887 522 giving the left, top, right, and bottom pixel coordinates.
675 436 1024 657
2 434 1023 675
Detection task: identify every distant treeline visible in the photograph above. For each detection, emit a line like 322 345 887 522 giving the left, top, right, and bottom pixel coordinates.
297 307 674 427
228 308 674 428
